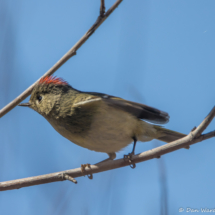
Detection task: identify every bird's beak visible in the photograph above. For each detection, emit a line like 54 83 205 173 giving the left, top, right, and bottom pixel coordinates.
18 102 31 107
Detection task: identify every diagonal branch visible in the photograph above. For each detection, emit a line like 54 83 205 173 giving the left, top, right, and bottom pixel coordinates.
0 0 123 118
1 106 215 192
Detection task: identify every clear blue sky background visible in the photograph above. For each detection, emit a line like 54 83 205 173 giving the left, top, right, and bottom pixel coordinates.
1 0 215 214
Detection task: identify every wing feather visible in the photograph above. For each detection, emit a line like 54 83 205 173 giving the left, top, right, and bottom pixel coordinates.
76 92 169 124
105 96 169 124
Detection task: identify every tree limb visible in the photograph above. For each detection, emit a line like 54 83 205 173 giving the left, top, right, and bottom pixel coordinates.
1 106 214 192
0 0 123 118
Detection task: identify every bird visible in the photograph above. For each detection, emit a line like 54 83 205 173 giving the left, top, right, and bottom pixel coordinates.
19 76 185 165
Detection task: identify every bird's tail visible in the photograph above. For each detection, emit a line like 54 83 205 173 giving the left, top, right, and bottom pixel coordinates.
153 125 186 143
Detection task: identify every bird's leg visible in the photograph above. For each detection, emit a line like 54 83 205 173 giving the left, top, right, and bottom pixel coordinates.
124 136 137 158
124 136 137 168
81 152 116 176
131 136 137 155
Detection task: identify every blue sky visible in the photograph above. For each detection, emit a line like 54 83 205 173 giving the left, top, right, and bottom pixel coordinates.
1 0 215 214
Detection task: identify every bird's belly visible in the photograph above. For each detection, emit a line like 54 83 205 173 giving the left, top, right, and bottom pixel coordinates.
79 106 138 152
47 103 154 153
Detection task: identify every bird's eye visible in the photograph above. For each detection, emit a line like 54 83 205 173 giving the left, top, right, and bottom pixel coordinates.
37 95 42 102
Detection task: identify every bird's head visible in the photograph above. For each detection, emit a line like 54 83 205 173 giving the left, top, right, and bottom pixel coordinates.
19 76 70 116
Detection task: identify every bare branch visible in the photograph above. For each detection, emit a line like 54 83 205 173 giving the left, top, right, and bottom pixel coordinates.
100 0 105 17
190 106 215 137
0 0 122 118
1 106 215 192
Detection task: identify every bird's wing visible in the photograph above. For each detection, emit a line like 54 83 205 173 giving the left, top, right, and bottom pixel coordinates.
72 96 101 108
76 92 170 124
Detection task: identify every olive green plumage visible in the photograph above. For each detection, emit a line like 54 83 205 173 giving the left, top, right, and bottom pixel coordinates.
19 76 185 159
30 82 98 134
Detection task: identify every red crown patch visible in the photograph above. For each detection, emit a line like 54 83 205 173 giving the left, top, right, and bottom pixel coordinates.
39 76 68 85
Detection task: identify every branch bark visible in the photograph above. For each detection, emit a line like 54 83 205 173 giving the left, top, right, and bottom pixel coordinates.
1 106 215 192
100 0 105 17
0 0 123 118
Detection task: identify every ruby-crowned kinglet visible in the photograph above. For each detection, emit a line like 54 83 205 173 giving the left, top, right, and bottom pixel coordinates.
19 76 185 161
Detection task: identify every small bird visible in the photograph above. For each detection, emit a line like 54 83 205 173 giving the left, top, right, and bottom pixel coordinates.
19 76 185 163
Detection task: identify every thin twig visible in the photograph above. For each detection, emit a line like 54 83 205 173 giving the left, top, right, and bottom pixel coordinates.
100 0 105 17
1 106 215 192
0 0 122 118
190 107 215 137
62 173 77 184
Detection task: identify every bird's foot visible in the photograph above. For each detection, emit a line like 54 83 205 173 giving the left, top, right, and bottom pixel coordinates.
124 153 136 169
81 163 91 173
81 163 93 179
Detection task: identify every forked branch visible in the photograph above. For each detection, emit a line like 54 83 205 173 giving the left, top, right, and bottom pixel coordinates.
0 106 215 191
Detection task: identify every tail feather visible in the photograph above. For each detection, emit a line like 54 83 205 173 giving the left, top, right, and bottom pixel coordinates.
154 125 186 143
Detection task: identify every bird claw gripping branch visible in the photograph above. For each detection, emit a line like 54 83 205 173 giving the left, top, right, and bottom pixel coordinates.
81 164 93 179
124 153 136 169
